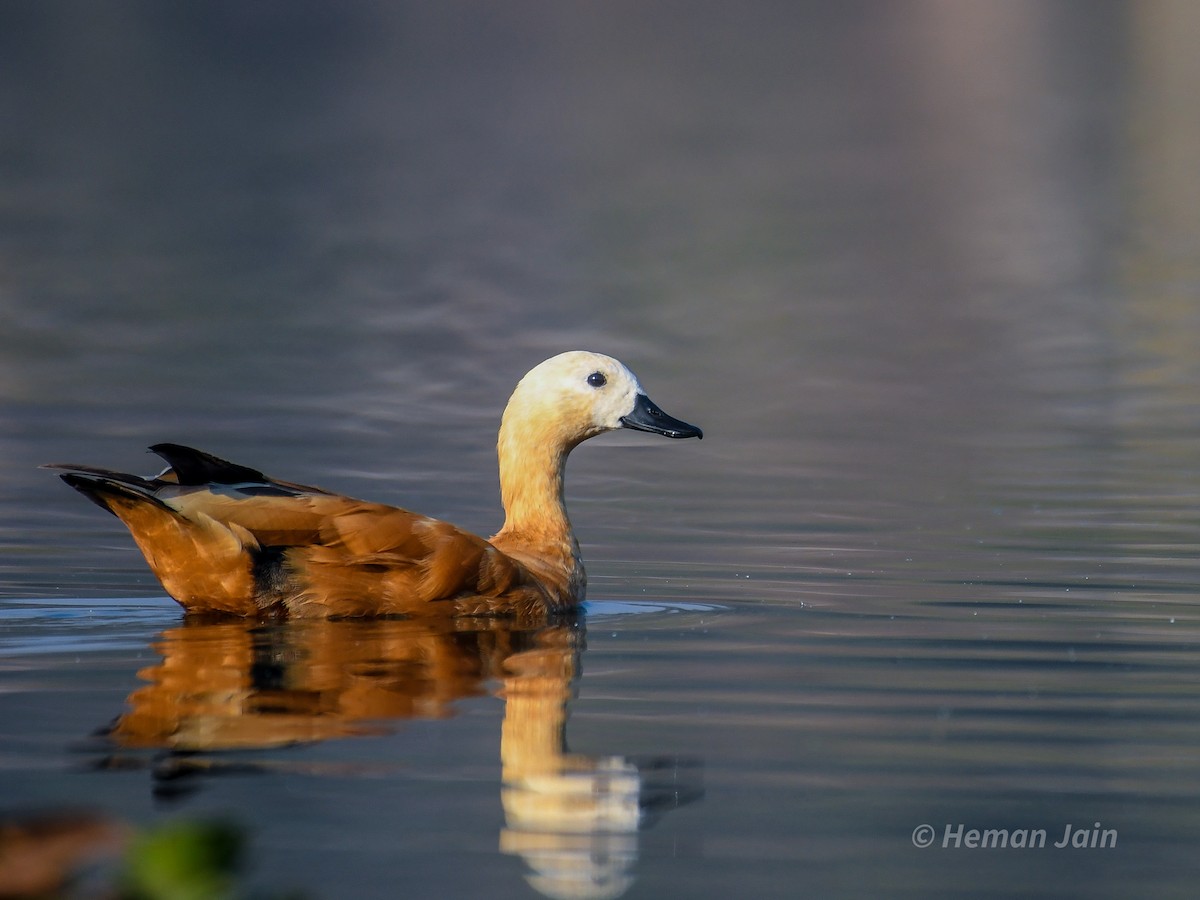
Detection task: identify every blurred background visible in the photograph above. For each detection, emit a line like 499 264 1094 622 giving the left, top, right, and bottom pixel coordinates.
2 2 1198 562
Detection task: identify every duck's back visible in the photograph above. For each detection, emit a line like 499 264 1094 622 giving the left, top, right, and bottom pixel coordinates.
49 444 559 618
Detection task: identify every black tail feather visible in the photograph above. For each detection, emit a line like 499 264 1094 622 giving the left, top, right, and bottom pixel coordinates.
41 462 154 486
58 472 172 517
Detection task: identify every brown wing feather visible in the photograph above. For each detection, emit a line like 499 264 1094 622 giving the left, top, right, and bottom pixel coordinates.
282 510 541 618
163 489 344 547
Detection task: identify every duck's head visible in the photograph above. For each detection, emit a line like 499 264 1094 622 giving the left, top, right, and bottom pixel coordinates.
503 351 703 450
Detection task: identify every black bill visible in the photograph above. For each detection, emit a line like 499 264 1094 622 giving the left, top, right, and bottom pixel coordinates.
620 394 703 439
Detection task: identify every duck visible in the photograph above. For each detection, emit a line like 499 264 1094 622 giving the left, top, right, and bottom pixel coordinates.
46 351 702 619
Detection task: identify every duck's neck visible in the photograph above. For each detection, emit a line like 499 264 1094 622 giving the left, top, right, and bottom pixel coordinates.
489 412 584 598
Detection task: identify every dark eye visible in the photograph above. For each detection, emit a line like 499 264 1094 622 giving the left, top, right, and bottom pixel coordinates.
586 372 607 388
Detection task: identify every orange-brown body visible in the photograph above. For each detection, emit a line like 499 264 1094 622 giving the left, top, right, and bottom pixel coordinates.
48 352 701 618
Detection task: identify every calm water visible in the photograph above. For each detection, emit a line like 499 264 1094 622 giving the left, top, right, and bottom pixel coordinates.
3 2 1200 897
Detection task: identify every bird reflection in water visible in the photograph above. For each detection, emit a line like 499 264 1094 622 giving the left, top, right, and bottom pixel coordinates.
94 613 702 899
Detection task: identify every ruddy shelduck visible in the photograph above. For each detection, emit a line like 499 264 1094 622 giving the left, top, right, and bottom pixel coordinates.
47 351 702 618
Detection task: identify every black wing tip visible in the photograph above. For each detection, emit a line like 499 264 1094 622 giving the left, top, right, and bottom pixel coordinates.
148 443 268 486
148 441 188 455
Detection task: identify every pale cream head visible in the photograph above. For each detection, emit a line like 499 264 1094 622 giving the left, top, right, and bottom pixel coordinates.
503 350 703 449
507 351 645 443
494 350 700 572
